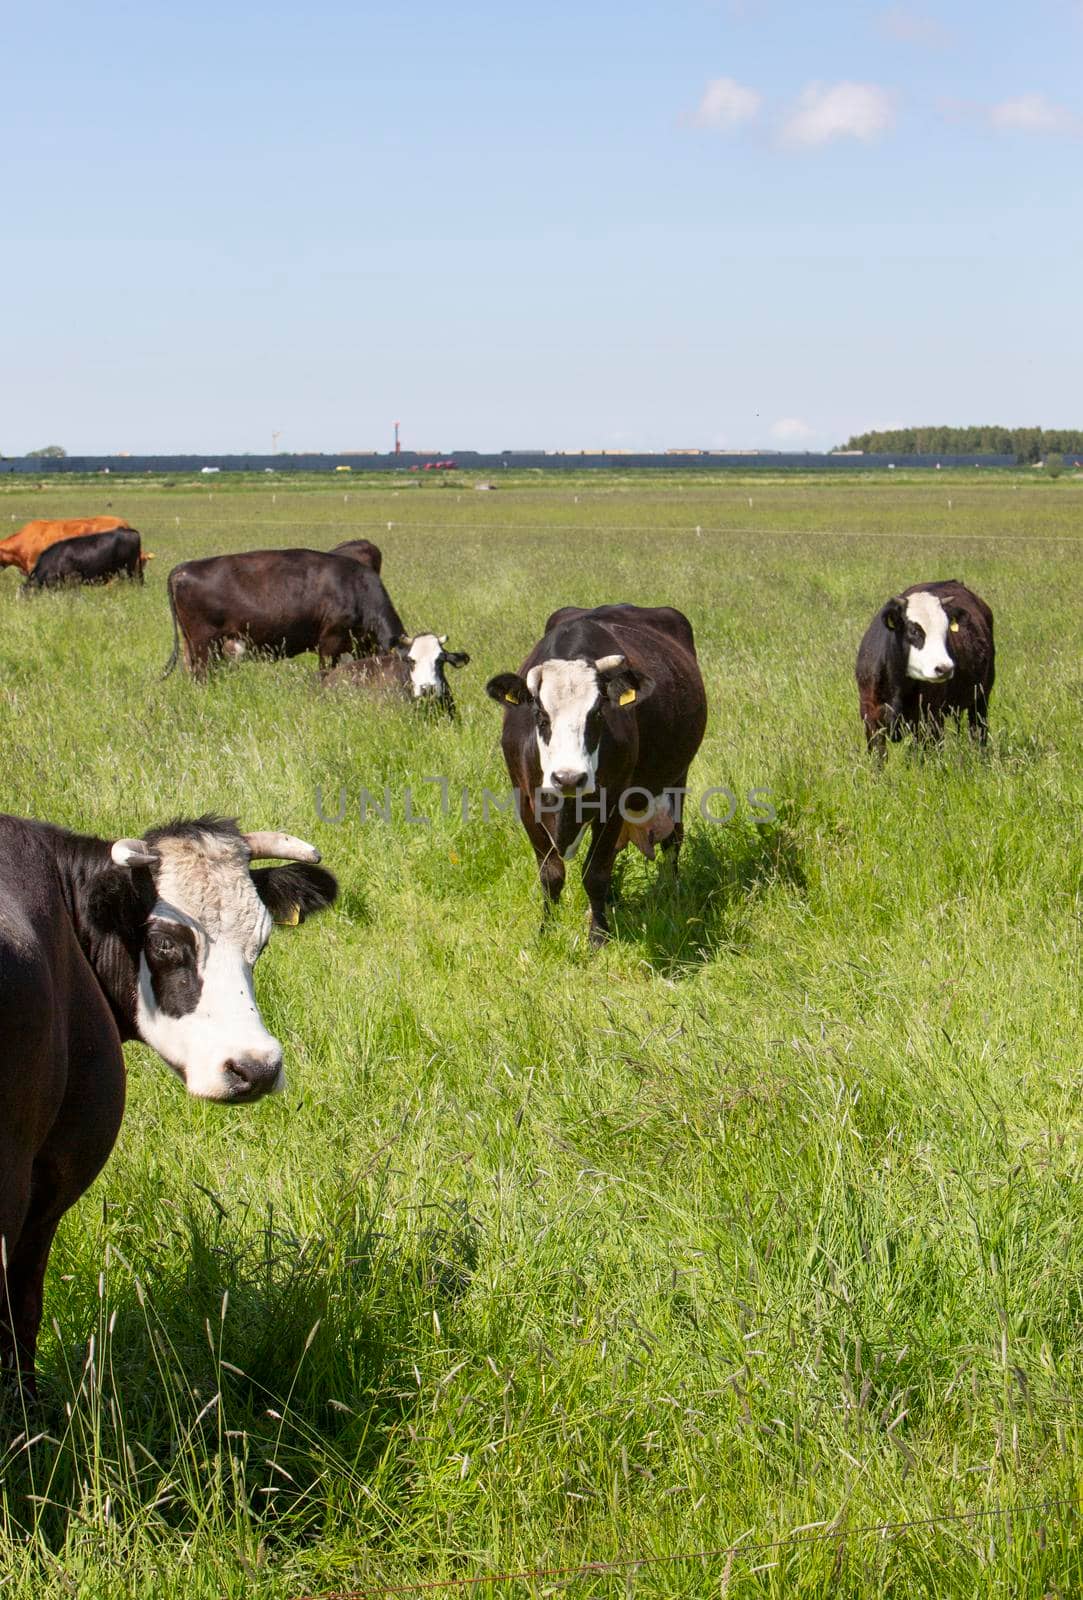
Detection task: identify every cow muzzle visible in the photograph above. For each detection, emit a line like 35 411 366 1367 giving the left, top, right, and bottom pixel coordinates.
542 767 592 804
214 1047 284 1102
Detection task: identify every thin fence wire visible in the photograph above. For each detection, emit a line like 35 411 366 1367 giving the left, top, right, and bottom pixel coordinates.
8 515 1078 545
291 1496 1077 1598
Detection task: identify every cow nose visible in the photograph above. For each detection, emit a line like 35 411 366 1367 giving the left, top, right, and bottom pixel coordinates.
553 767 589 792
223 1049 283 1100
934 661 954 679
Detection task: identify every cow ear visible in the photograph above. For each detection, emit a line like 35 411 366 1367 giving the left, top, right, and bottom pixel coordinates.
486 672 528 706
947 606 964 632
444 650 470 668
598 662 655 708
251 864 338 926
882 598 906 632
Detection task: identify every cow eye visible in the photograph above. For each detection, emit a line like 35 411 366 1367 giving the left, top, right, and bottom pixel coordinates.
147 929 183 961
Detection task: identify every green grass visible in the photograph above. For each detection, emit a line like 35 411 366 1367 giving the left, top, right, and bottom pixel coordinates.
0 471 1081 1596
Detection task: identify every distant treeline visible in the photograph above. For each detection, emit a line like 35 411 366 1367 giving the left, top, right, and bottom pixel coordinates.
840 427 1083 462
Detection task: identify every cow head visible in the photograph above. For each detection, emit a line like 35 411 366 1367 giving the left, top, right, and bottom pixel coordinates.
94 818 336 1102
395 633 470 704
486 654 654 802
882 592 956 683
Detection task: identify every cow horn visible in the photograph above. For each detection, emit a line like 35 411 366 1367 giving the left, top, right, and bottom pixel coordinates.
111 838 160 869
594 653 626 672
242 831 321 863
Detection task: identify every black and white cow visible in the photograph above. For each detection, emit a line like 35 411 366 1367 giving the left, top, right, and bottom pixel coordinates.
322 632 470 713
485 604 707 944
856 580 995 749
0 813 337 1392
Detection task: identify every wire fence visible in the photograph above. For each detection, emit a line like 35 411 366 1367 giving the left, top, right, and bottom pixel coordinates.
291 1496 1077 1598
7 512 1081 545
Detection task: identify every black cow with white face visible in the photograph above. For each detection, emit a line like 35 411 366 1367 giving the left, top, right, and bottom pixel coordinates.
323 632 470 713
856 579 995 750
0 813 336 1392
486 604 707 945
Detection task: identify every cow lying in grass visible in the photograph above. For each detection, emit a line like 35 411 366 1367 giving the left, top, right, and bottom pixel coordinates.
323 633 470 714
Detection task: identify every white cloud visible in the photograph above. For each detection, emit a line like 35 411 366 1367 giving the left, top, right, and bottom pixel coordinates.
989 93 1083 135
878 5 951 47
691 77 762 130
781 82 895 146
770 417 817 443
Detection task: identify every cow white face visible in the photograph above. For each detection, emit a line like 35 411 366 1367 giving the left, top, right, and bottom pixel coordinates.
110 825 335 1102
483 653 650 802
902 592 955 682
401 633 470 699
525 658 607 798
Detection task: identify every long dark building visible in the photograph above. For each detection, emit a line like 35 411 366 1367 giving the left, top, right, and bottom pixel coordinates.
2 450 1019 475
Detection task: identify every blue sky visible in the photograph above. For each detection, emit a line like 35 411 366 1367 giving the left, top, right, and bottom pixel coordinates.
3 0 1081 453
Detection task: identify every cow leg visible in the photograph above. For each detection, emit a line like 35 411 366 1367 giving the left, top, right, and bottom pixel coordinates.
185 630 214 681
318 628 352 674
0 1156 33 1388
581 817 625 946
3 1031 124 1396
862 711 889 756
860 685 887 755
660 776 689 877
3 1156 109 1398
969 688 990 746
2 1194 65 1398
519 804 565 928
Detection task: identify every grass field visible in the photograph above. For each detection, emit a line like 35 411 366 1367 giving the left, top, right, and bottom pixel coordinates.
0 470 1081 1597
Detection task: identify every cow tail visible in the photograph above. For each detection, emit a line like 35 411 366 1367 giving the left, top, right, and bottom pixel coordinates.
161 570 182 678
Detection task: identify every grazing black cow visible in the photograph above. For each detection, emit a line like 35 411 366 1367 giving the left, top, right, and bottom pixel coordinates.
331 539 383 573
856 580 995 750
0 813 337 1393
486 604 707 944
322 633 470 713
25 527 145 589
162 548 407 678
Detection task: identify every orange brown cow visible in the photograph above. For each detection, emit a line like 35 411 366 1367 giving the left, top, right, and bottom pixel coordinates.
0 517 138 576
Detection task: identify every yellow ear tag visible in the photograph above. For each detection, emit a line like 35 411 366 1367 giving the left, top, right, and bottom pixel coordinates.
504 691 520 705
885 615 896 630
277 905 301 927
949 621 960 633
619 688 637 706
